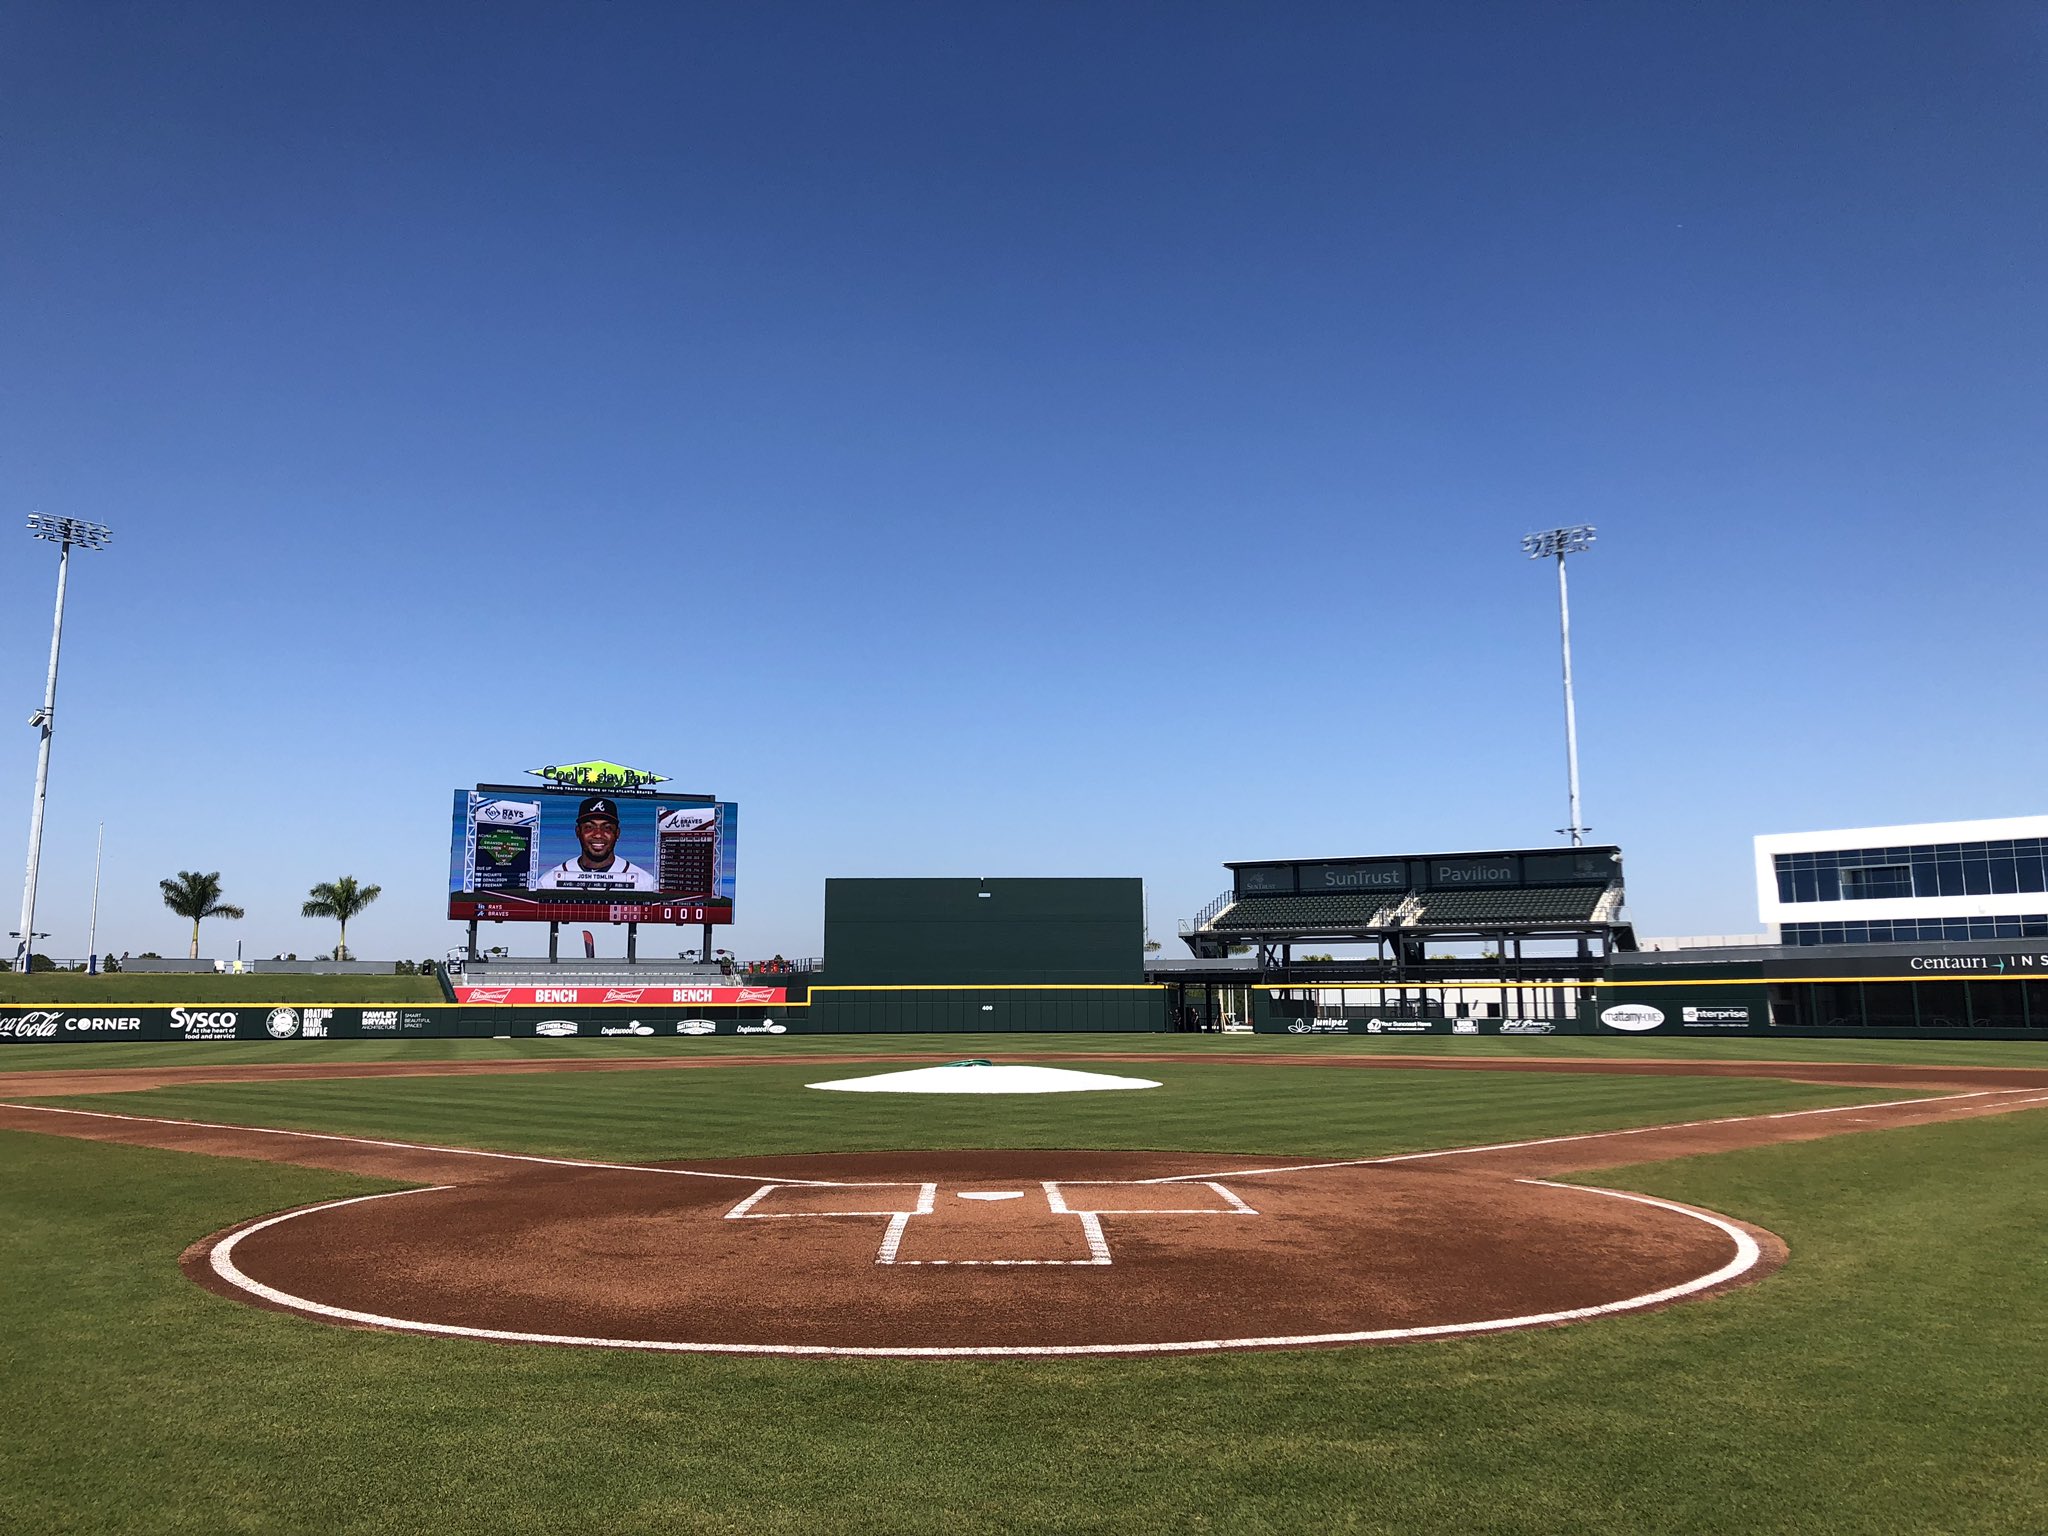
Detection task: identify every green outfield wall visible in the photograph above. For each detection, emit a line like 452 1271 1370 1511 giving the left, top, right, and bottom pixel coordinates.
806 986 1164 1033
1254 971 2048 1041
823 877 1144 985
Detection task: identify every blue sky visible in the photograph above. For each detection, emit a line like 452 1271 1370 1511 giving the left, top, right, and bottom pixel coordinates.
3 2 2044 962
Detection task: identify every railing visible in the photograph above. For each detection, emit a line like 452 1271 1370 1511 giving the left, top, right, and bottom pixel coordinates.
10 957 417 976
740 956 821 977
1178 891 1235 936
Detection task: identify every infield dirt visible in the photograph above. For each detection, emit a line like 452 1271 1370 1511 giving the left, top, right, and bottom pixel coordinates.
7 1052 2048 1356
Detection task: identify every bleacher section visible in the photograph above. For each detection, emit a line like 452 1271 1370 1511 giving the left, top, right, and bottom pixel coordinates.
455 961 729 987
1409 885 1605 926
1210 894 1408 932
1180 845 1633 966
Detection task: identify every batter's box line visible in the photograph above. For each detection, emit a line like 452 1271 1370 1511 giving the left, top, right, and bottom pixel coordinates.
884 1201 1112 1267
880 1184 1114 1266
723 1178 1257 1268
1046 1181 1258 1217
725 1181 937 1220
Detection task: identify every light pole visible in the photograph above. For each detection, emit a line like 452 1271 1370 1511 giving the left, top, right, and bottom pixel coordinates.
87 821 104 973
17 515 112 972
1521 525 1595 847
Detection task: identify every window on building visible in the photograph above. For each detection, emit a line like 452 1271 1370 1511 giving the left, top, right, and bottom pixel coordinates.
1780 916 2048 945
1839 865 1913 899
1773 839 2048 904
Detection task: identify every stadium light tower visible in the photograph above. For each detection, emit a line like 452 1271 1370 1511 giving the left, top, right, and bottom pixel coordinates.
1521 524 1595 847
16 515 112 972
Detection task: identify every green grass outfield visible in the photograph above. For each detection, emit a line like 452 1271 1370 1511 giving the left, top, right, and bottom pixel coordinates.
6 1060 1887 1163
2 1056 2044 1535
0 972 443 1003
9 1029 2048 1072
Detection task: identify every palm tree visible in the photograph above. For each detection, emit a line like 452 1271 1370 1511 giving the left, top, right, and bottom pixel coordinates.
159 871 246 960
301 876 381 962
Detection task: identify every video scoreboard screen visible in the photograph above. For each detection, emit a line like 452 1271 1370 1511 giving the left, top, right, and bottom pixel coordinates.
448 789 738 925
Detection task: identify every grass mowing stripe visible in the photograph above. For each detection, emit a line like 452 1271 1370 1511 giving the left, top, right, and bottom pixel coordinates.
7 1031 2048 1073
16 1064 1896 1163
4 1109 2046 1534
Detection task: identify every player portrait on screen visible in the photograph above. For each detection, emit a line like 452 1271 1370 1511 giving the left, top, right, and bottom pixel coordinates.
535 796 658 893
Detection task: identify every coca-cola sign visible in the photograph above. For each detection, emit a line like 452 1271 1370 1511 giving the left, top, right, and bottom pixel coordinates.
0 1010 143 1039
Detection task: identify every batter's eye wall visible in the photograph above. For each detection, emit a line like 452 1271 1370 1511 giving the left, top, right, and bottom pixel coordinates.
823 878 1145 986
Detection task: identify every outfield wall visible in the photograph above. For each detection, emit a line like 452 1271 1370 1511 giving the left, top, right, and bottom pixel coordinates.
1254 975 2048 1040
13 976 2047 1043
0 987 1168 1044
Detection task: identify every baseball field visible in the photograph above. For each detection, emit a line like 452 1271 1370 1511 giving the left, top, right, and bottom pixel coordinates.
5 1033 2046 1534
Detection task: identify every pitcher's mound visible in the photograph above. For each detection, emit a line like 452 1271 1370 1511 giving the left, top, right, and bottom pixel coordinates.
809 1061 1159 1094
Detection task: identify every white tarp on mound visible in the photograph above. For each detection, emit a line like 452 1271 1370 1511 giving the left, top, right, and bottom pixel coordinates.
807 1062 1161 1095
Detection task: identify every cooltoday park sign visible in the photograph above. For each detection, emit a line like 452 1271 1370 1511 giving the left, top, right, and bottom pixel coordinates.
527 760 670 790
0 1002 801 1044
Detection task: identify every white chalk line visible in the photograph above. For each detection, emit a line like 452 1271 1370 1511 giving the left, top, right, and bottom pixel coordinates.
723 1180 1251 1264
1047 1180 1259 1217
202 1179 1763 1357
13 1080 2047 1200
725 1182 936 1219
1131 1088 2035 1183
0 1101 852 1185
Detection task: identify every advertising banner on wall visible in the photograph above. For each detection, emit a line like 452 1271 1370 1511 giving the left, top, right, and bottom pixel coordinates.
448 790 738 925
0 1002 795 1044
1584 988 1770 1033
451 985 786 1006
1254 1017 1575 1036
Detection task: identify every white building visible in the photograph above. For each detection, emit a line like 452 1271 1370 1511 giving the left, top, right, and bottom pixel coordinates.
1754 815 2048 947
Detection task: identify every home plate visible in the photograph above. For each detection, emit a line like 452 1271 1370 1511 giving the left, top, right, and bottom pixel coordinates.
807 1061 1160 1094
959 1191 1023 1201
